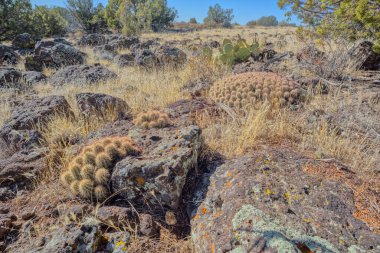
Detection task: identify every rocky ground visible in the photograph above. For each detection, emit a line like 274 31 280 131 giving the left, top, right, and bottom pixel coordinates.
0 28 379 253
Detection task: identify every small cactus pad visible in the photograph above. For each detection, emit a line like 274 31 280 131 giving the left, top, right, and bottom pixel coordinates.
133 110 170 129
209 72 303 110
61 136 141 202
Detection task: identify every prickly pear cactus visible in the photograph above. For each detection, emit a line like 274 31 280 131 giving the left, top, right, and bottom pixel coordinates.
61 136 141 202
217 37 260 65
209 72 303 111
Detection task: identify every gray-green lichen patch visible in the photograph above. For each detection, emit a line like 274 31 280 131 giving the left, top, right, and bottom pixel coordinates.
233 205 339 253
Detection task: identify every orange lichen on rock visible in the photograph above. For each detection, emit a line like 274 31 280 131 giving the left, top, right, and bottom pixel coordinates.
303 163 380 233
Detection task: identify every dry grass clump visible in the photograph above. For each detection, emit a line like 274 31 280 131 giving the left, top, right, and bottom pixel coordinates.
0 101 12 126
61 136 141 201
196 104 298 157
198 88 379 176
127 226 194 253
133 110 170 129
39 114 110 182
209 72 303 112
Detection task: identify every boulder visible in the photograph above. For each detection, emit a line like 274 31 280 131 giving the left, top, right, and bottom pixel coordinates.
30 223 102 253
347 40 380 70
114 54 135 67
12 33 36 49
25 42 85 71
0 95 73 153
130 40 159 54
191 149 380 253
0 45 19 65
154 45 187 67
297 44 326 65
107 35 139 49
135 49 158 68
22 71 46 85
208 41 220 48
111 125 201 214
0 148 46 193
165 98 220 120
95 206 136 227
139 213 159 237
78 33 107 46
49 64 117 86
93 44 117 61
50 43 85 67
34 40 55 55
255 43 277 61
75 92 130 120
181 78 212 97
53 38 71 45
0 67 22 87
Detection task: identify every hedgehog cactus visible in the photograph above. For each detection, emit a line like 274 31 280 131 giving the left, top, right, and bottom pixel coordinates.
209 72 303 111
133 110 170 129
61 136 141 201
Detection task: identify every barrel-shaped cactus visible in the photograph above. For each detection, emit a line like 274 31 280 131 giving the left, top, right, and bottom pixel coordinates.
209 72 303 111
133 110 170 129
61 136 141 201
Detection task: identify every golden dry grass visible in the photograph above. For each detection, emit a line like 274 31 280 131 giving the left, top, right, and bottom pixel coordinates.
3 26 379 252
198 88 379 175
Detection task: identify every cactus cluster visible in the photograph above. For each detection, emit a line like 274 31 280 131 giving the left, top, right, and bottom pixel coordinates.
133 110 170 129
202 36 261 66
209 72 302 110
61 136 141 201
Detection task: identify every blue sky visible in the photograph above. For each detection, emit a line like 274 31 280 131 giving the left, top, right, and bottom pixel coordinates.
30 0 297 25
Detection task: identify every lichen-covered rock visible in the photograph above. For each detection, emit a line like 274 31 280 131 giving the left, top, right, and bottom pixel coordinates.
165 98 221 126
0 95 73 153
93 44 117 61
0 148 46 195
50 43 85 67
83 118 201 216
107 35 139 50
139 213 159 237
49 64 117 86
22 71 46 85
53 37 71 45
114 54 135 67
209 72 304 110
181 78 212 97
78 33 107 46
154 45 187 67
111 125 201 214
0 45 19 65
130 40 159 54
135 49 158 68
25 41 85 71
191 149 380 253
0 67 22 87
30 223 102 253
95 206 137 227
347 40 380 70
296 44 326 65
76 93 130 120
12 33 36 49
